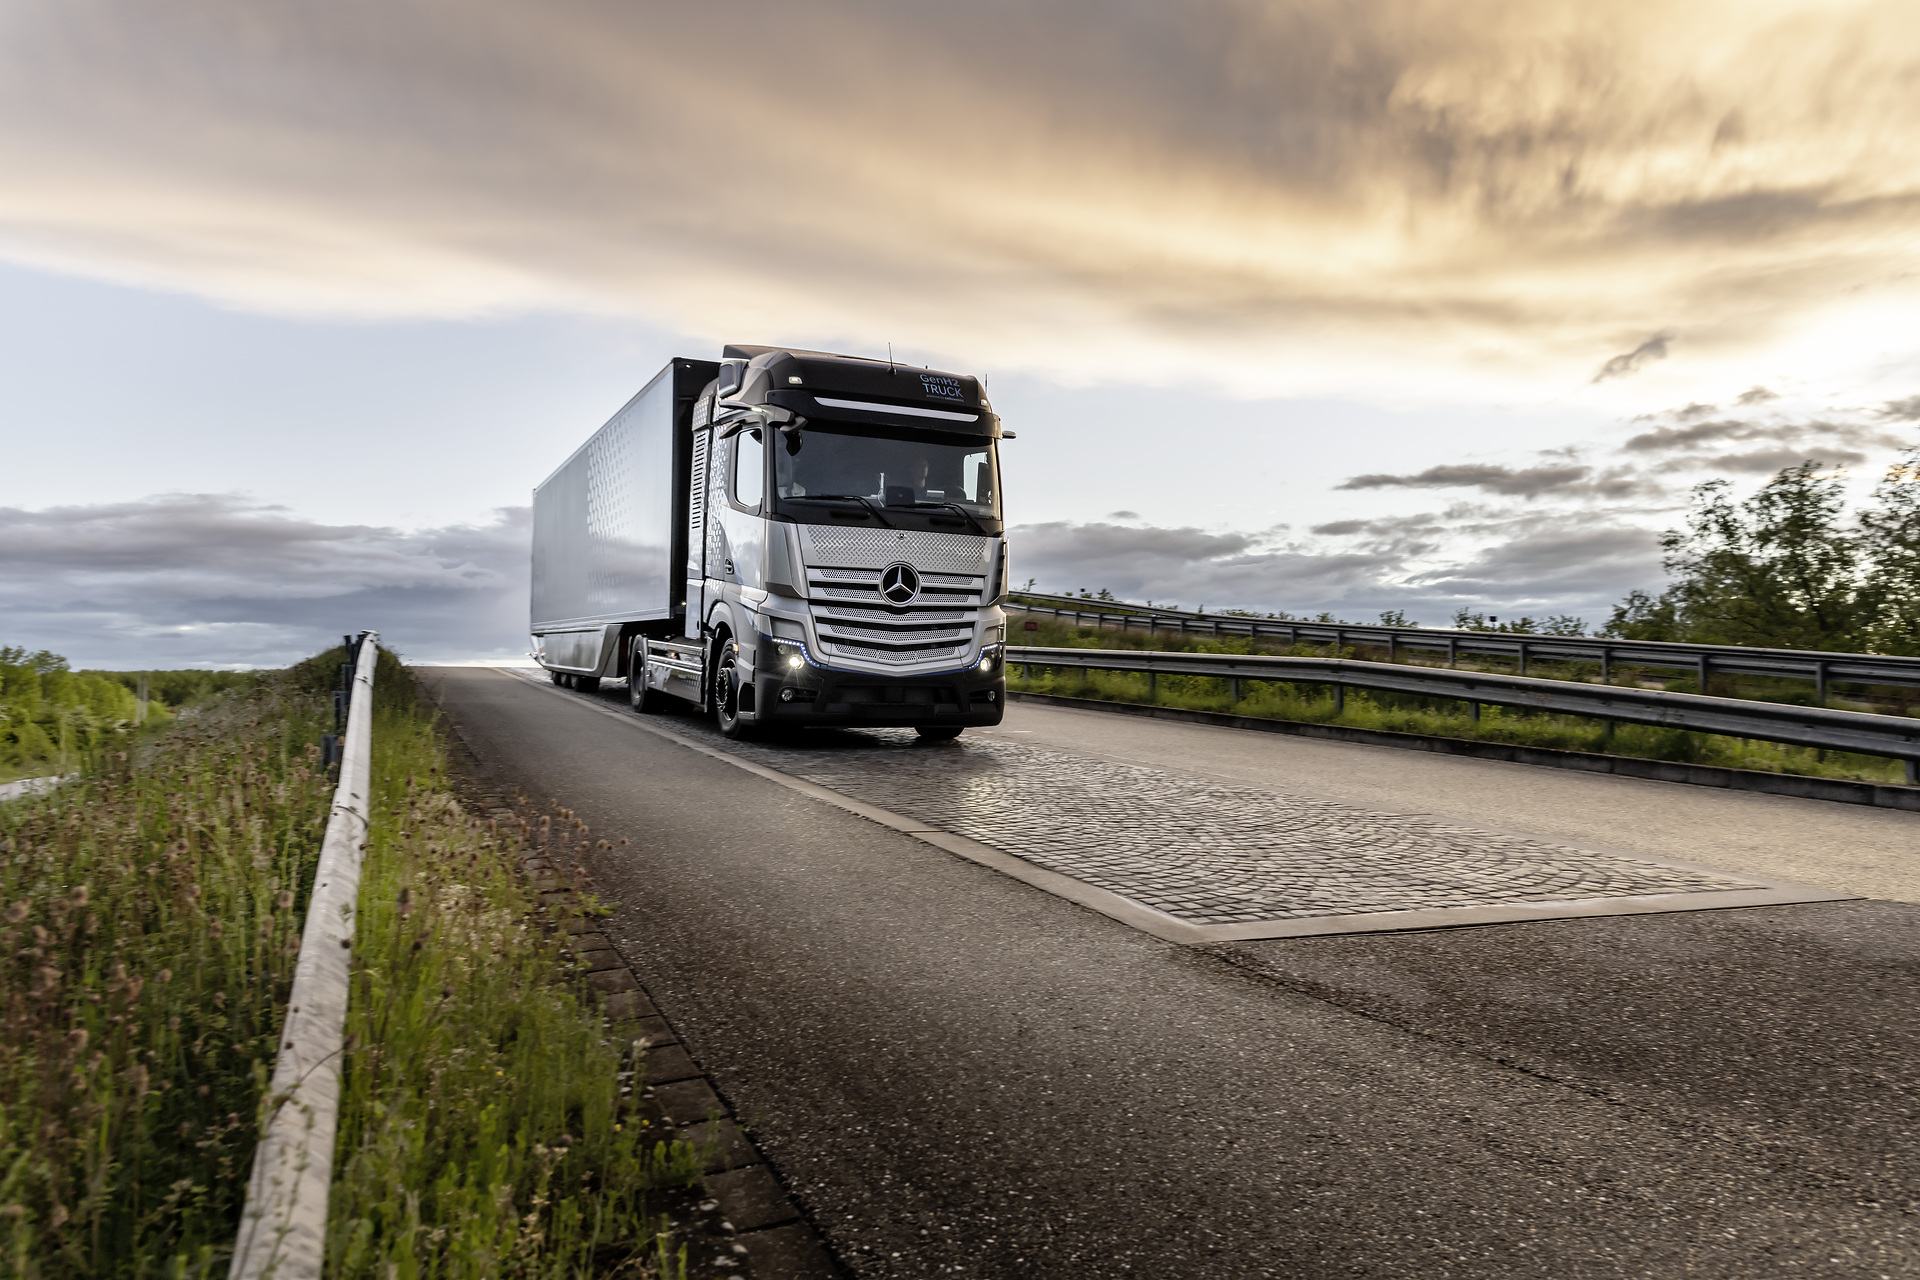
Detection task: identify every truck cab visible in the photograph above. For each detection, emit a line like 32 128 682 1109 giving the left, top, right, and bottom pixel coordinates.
622 345 1009 739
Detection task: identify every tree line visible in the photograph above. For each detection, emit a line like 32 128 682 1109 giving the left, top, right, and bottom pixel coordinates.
0 649 251 776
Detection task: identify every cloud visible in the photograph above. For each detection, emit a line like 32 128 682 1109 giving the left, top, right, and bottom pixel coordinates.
1673 446 1867 474
3 2 1920 392
1735 386 1779 406
1010 512 1662 622
0 495 531 667
1592 331 1675 383
1337 463 1593 497
1879 396 1920 422
1622 414 1903 474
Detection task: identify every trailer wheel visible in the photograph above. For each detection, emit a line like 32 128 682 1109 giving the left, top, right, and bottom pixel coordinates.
629 640 667 714
712 635 757 740
550 670 565 686
916 726 964 741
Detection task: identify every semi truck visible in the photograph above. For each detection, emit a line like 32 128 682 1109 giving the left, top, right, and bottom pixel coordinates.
530 344 1009 739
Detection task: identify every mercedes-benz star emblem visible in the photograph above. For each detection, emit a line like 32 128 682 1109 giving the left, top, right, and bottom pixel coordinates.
879 563 921 605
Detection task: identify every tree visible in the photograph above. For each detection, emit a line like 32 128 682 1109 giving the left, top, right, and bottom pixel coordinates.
1653 464 1864 650
1858 448 1920 655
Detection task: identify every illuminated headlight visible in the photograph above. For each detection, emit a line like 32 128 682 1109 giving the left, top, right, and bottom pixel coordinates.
787 654 804 669
977 647 999 672
774 641 805 669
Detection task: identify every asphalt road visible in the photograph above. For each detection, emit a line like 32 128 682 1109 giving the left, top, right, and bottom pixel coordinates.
426 668 1920 1279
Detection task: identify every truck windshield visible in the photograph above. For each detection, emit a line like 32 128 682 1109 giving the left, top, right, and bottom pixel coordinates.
773 425 1000 521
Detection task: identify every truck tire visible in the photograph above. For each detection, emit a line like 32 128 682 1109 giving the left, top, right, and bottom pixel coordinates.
550 670 565 686
916 726 964 741
712 635 757 740
629 641 668 714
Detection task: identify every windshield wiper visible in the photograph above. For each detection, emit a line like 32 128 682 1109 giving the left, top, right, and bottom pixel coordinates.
795 494 896 528
905 501 989 535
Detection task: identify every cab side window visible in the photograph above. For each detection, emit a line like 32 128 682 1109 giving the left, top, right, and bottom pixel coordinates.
731 428 764 511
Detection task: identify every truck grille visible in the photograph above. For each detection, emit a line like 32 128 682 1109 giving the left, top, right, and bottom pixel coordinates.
805 565 987 667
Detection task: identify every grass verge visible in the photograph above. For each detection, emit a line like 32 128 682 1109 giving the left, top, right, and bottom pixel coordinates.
0 664 332 1276
3 648 704 1278
1009 616 1913 784
327 657 702 1278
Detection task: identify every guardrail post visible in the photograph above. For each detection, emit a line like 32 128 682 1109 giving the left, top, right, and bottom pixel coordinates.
1147 669 1157 703
1468 699 1480 721
1148 616 1157 637
1387 633 1397 664
1517 642 1528 676
1230 677 1239 703
1908 759 1918 786
1816 661 1829 705
1447 637 1458 669
1698 654 1711 694
1601 648 1612 683
1332 683 1344 715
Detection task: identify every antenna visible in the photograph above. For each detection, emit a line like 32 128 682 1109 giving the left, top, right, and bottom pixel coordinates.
887 342 894 372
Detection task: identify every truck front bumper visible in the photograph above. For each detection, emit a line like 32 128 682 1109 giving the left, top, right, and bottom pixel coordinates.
748 656 1005 729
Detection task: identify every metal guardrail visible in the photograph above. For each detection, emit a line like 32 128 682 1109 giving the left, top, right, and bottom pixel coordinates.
1007 593 1920 699
1005 645 1920 781
231 631 378 1280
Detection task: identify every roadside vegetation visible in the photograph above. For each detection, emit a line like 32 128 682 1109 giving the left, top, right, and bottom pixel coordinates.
0 659 333 1275
2 646 699 1278
328 656 701 1279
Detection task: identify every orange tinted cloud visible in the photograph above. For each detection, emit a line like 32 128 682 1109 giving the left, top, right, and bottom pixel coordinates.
2 0 1916 392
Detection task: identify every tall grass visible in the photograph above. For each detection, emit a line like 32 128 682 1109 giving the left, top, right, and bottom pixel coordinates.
0 666 333 1276
327 660 701 1279
1009 617 1911 784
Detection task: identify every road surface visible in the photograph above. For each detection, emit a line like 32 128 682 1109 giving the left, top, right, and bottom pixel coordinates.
427 668 1920 1279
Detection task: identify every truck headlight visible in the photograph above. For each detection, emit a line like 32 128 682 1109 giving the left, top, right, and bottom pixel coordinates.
978 647 999 672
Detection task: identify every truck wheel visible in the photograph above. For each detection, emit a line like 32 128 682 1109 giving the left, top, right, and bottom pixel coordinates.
712 636 757 740
916 726 964 741
629 642 667 714
550 670 565 686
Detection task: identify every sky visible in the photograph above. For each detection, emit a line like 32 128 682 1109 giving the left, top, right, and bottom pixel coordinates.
3 0 1920 667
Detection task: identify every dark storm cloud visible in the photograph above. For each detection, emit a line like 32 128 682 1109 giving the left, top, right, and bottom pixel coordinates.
1 2 1917 385
0 495 530 667
1591 332 1674 383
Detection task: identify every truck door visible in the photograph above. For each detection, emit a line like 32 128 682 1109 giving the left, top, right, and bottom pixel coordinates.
685 424 712 637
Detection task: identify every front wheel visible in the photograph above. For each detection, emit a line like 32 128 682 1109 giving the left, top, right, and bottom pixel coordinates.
916 725 964 741
712 636 757 740
629 641 667 713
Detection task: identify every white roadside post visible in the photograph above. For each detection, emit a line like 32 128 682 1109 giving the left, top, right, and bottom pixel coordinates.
230 631 379 1280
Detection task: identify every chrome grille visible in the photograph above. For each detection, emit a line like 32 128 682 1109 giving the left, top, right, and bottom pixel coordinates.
803 558 989 667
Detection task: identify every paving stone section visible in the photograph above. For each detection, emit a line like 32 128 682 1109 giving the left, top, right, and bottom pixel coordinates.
674 721 1757 925
472 788 842 1280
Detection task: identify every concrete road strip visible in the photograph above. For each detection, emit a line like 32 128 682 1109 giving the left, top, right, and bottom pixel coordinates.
501 670 1854 942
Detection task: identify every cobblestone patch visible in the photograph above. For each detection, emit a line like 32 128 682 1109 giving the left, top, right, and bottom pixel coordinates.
669 718 1756 925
